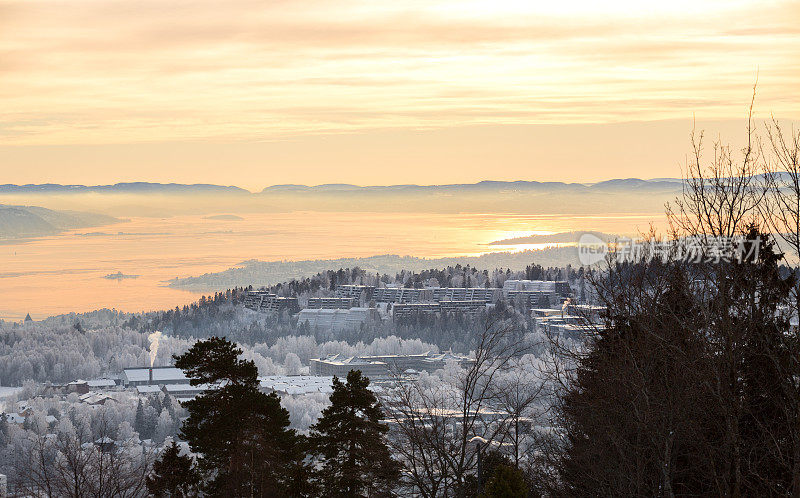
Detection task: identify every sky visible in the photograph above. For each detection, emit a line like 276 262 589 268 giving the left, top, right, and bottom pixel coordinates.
1 0 798 190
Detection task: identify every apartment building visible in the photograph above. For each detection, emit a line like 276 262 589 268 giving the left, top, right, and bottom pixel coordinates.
334 284 375 301
430 287 501 303
502 279 571 298
307 297 358 309
391 302 441 319
392 300 489 320
373 286 434 303
297 307 379 332
242 290 300 314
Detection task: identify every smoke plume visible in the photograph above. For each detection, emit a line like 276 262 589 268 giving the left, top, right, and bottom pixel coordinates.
148 331 162 367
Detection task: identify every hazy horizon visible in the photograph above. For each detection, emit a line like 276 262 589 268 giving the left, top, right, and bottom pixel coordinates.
2 0 799 188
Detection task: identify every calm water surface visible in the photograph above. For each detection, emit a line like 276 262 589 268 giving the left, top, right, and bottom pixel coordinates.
0 211 663 321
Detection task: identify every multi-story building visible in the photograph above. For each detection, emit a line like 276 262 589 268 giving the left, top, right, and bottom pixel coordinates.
430 287 501 303
502 280 571 298
242 291 299 314
334 285 375 301
392 300 488 320
307 297 358 309
373 286 433 303
502 280 572 308
439 300 487 315
506 290 553 308
391 302 441 319
297 307 379 332
242 290 272 309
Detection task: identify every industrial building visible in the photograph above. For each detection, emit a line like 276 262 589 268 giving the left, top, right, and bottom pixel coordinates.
310 354 390 379
121 366 189 387
258 375 336 395
310 351 474 378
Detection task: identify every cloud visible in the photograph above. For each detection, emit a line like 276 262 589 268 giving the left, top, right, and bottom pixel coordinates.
0 0 797 148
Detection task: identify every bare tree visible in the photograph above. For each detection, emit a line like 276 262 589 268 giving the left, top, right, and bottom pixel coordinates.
12 413 154 497
384 318 534 497
490 358 547 469
759 118 800 496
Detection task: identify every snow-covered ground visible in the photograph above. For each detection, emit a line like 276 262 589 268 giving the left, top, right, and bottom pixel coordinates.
0 386 23 399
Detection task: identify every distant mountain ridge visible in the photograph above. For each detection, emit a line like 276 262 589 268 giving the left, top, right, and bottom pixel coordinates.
260 178 685 194
0 182 249 194
0 178 685 195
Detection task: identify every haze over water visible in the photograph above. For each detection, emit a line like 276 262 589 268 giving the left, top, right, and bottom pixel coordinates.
0 210 661 321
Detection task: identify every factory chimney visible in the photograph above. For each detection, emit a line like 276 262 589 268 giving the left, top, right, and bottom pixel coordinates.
149 368 153 385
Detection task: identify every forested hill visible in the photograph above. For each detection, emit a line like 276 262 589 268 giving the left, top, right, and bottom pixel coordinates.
0 204 119 239
167 249 584 291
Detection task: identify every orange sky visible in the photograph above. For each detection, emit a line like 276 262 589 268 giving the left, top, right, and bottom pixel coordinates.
1 0 798 189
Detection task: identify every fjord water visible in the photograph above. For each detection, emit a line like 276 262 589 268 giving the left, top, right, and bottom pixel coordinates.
0 211 660 321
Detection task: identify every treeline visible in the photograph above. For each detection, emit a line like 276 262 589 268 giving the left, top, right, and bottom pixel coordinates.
124 263 573 349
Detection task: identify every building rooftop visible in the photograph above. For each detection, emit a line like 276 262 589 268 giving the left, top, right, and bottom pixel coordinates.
123 367 187 383
258 375 336 395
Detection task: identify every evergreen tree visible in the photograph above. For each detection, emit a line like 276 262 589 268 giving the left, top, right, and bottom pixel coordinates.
151 393 164 415
556 229 798 495
0 413 8 444
146 441 199 497
134 399 146 437
175 336 306 496
480 465 529 498
309 369 399 497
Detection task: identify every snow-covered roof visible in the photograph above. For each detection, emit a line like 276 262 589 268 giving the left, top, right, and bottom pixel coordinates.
87 379 117 388
136 385 162 394
164 384 212 393
79 391 113 405
122 367 187 383
2 412 25 424
314 354 384 366
258 375 335 395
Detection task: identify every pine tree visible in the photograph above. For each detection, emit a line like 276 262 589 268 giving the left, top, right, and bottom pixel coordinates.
134 399 146 437
309 370 399 497
151 393 164 415
146 441 199 497
175 336 306 496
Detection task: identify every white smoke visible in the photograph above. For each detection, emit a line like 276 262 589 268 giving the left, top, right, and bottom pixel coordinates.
561 298 572 318
148 331 162 367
